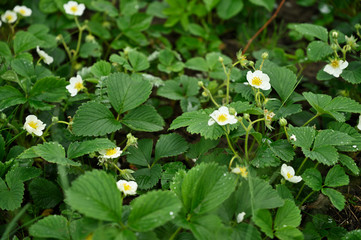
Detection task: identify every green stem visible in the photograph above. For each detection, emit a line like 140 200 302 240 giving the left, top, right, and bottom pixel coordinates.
302 113 320 127
225 131 238 157
1 203 31 240
296 157 308 175
169 227 182 240
299 191 315 207
229 155 237 171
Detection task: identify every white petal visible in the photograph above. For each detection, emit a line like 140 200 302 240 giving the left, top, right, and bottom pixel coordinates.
208 118 215 126
289 176 302 183
260 81 271 90
236 212 246 223
218 106 229 114
323 64 335 76
280 164 288 178
332 68 342 78
339 60 349 70
246 71 253 84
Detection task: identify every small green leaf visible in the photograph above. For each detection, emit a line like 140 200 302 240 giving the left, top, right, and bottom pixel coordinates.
203 0 221 11
292 23 328 42
288 126 316 149
30 216 70 239
302 145 339 166
6 166 41 183
341 230 361 240
107 73 152 113
65 170 122 222
269 140 295 162
127 139 153 167
128 190 182 232
11 58 34 78
134 164 162 190
253 209 273 238
313 129 354 148
0 41 12 57
122 105 164 132
341 61 361 84
155 133 189 161
161 162 186 190
67 138 116 159
274 200 301 230
321 188 345 211
275 226 303 240
328 122 361 152
72 101 122 137
29 178 63 209
188 214 225 240
185 57 208 72
14 31 41 54
302 168 322 191
249 0 275 11
128 50 150 72
29 77 68 103
324 165 349 187
0 86 27 111
339 154 359 175
91 60 111 77
217 0 244 20
0 135 4 161
0 176 24 211
307 41 333 61
252 144 280 168
231 223 262 240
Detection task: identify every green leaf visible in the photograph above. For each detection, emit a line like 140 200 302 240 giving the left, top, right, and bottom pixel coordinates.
186 137 219 159
262 60 297 102
269 140 295 162
107 73 152 113
127 139 153 167
29 178 63 209
275 226 303 240
324 165 349 187
274 200 301 230
306 41 333 61
65 170 122 222
185 57 208 72
321 188 345 211
161 162 186 190
238 177 284 213
80 42 102 58
14 31 41 54
249 0 275 11
313 129 354 148
0 41 12 57
0 176 24 210
91 1 118 17
302 145 339 166
29 215 70 240
342 230 361 240
231 223 262 240
328 122 361 152
72 101 122 136
170 109 225 140
21 142 80 166
128 50 150 72
0 135 4 161
39 0 58 13
122 105 164 132
128 190 182 231
155 133 189 161
302 168 322 191
11 58 34 78
188 214 225 240
180 163 237 214
203 0 221 11
157 76 199 100
6 166 41 183
0 86 26 111
288 126 316 149
88 20 111 40
252 209 273 238
91 60 111 78
29 77 68 102
252 144 280 168
292 23 328 42
134 164 162 190
67 138 116 159
216 0 244 20
341 61 361 84
339 154 359 175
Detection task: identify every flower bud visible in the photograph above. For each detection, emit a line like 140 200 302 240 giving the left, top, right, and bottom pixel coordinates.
243 113 250 120
248 61 254 67
85 34 95 43
355 23 361 29
331 43 338 50
279 117 287 126
202 91 208 97
102 21 111 29
332 31 339 38
198 81 204 87
126 133 138 147
218 56 224 63
52 116 59 123
217 90 224 96
0 113 6 119
261 52 269 59
229 107 236 115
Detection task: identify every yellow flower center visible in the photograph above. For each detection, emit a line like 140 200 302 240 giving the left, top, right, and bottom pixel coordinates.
239 167 248 178
287 172 293 179
28 121 38 129
74 82 83 91
105 148 117 156
252 77 262 86
123 183 131 191
217 114 228 123
85 233 93 240
20 9 26 15
71 5 78 13
331 60 339 68
6 15 13 21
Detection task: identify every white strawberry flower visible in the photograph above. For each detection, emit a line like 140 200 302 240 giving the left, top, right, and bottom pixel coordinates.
1 10 17 24
14 5 32 17
357 115 361 131
236 212 246 223
208 106 237 126
246 70 271 90
23 115 46 136
290 134 297 141
63 1 86 16
280 164 302 183
323 59 348 78
66 75 84 96
36 46 53 65
99 147 122 159
232 166 248 178
116 180 137 196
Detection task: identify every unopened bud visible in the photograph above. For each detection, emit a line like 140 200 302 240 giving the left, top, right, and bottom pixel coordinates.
355 23 361 29
279 118 287 126
344 45 351 52
85 34 95 43
202 91 208 97
218 56 224 62
217 90 223 96
198 81 204 87
102 21 111 29
243 113 250 120
261 52 269 59
229 107 236 115
331 43 338 50
127 133 138 147
89 152 96 158
52 116 59 123
248 61 254 67
332 31 339 38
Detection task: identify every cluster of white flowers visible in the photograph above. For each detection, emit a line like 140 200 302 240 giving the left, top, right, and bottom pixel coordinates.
36 46 54 65
280 164 302 183
63 1 86 16
116 180 138 196
1 5 32 26
66 75 84 96
23 115 46 137
208 106 237 126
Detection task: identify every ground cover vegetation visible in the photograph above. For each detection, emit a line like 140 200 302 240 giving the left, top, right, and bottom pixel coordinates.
0 0 361 239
